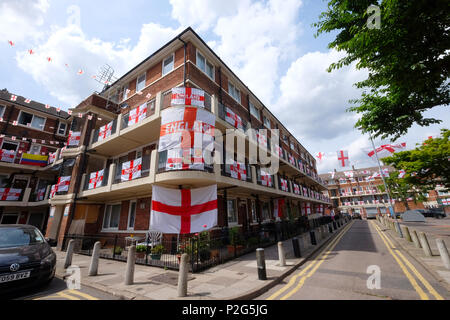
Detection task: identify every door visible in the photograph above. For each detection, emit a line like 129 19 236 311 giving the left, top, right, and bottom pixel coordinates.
239 201 249 232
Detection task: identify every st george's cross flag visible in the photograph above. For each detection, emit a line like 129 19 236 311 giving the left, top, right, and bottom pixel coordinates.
398 170 406 178
48 152 56 164
288 154 296 166
273 198 285 218
171 87 205 108
37 187 46 201
159 106 215 153
67 131 81 146
225 107 243 130
230 161 247 181
257 130 267 148
0 188 22 201
367 143 406 159
98 121 113 141
0 149 16 163
56 176 71 192
280 178 289 192
303 202 311 215
260 168 272 187
121 158 142 182
150 185 217 234
344 171 354 178
337 150 349 167
274 144 283 158
88 169 104 189
166 148 204 171
293 183 300 195
128 104 147 126
10 94 17 101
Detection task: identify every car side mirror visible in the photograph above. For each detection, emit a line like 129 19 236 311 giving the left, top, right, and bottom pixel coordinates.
45 237 50 242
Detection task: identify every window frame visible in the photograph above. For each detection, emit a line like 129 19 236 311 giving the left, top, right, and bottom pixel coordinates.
263 115 271 129
162 53 175 76
0 213 19 224
0 105 5 118
249 101 260 121
57 122 67 136
136 73 146 92
226 198 238 225
17 110 46 131
196 49 215 81
228 81 241 102
127 200 137 230
102 203 122 231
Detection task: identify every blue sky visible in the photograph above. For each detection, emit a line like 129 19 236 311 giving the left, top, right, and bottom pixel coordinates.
1 0 448 173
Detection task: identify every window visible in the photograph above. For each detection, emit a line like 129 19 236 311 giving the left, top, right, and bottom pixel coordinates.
249 101 260 120
262 202 271 221
103 204 121 229
1 141 18 151
29 144 41 155
196 51 215 80
162 54 174 75
263 116 271 129
136 73 146 92
227 199 237 224
57 122 67 136
122 84 129 101
18 111 45 130
251 200 257 222
0 105 5 118
128 201 136 229
0 174 8 188
206 61 214 79
228 82 240 102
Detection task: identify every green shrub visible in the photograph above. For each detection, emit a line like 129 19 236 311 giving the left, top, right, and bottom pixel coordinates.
136 245 147 253
151 244 164 254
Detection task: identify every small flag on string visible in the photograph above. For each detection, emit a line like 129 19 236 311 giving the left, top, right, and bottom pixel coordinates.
24 98 31 103
8 40 14 46
67 110 73 115
28 49 34 55
136 91 143 95
22 137 27 141
316 152 324 162
87 115 93 120
45 104 50 109
32 139 36 143
56 107 61 112
12 120 18 126
10 94 17 101
77 113 83 118
146 93 152 99
0 117 3 122
11 136 16 141
77 69 83 75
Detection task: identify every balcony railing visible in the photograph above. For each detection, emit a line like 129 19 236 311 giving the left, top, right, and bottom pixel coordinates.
92 119 118 144
221 163 253 183
83 167 110 191
113 154 151 184
157 151 214 174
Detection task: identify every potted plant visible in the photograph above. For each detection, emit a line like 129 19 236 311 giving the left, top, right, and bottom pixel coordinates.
227 226 244 255
112 246 123 256
135 245 147 259
150 244 164 260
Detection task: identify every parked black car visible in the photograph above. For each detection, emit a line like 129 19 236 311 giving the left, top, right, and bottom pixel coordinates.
415 209 446 219
0 225 56 296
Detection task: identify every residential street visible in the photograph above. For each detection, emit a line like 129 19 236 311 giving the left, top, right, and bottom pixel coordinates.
258 220 449 300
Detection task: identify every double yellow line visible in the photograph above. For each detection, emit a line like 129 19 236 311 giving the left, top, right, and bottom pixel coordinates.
33 289 99 300
371 221 443 300
267 221 353 300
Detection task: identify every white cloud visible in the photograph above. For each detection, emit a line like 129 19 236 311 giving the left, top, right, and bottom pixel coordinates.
15 22 182 107
0 0 49 43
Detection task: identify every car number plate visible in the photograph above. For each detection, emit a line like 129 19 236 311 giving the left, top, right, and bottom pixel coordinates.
0 271 31 283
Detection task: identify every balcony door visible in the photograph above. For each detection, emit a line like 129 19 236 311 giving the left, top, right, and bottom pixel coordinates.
12 175 29 189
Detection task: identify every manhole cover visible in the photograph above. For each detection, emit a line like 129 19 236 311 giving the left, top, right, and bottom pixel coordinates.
149 273 194 286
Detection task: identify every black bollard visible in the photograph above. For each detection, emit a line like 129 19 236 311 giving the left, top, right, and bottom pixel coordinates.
328 224 333 233
292 237 301 258
256 248 267 280
309 231 317 245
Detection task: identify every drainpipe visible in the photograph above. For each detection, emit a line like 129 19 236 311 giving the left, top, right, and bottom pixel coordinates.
178 37 187 87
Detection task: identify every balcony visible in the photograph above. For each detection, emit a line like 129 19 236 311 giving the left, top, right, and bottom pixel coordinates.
0 185 51 207
0 148 62 171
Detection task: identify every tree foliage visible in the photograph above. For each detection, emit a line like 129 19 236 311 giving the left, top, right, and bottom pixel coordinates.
314 0 449 140
381 129 450 191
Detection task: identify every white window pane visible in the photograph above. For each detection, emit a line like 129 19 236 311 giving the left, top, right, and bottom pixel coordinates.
58 123 67 135
123 85 129 100
18 112 33 125
31 115 45 130
206 61 214 79
137 74 146 92
0 106 5 118
163 55 174 75
103 206 111 228
109 205 121 228
128 202 136 228
197 52 205 72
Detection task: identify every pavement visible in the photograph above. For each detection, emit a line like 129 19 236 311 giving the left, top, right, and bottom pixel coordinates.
54 220 351 300
377 217 450 291
257 220 449 300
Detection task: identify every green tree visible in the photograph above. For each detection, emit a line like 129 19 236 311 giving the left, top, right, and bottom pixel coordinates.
378 172 427 210
382 129 450 190
314 0 449 140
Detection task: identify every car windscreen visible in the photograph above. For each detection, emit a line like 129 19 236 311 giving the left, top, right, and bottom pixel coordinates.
0 228 45 248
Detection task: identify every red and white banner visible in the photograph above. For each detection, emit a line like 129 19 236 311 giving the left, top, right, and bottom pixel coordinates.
288 154 296 166
260 168 272 187
303 202 311 215
89 169 104 189
48 152 56 164
274 144 283 158
128 104 147 126
398 170 406 178
302 186 308 197
257 130 267 148
166 148 204 171
159 106 215 153
67 131 81 146
0 149 16 163
344 171 354 178
230 161 247 181
337 150 349 167
37 187 46 201
225 107 243 130
273 198 285 218
98 121 113 141
171 87 205 108
150 185 217 234
57 176 71 192
0 188 21 201
367 143 406 159
280 178 288 192
121 158 142 181
293 183 300 195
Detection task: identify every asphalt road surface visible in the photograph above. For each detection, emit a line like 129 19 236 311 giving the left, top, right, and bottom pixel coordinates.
258 220 449 300
5 277 119 300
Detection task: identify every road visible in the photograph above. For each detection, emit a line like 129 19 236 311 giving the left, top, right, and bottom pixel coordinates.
258 220 449 300
5 277 119 300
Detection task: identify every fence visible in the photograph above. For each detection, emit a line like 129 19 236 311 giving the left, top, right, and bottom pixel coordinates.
62 216 338 273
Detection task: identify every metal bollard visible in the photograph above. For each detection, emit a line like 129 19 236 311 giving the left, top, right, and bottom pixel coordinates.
310 230 317 245
436 239 450 270
124 245 136 285
292 237 301 258
410 230 422 248
418 232 433 257
277 242 286 267
256 248 267 280
177 253 189 297
64 239 75 269
88 241 102 276
394 221 403 238
401 226 412 242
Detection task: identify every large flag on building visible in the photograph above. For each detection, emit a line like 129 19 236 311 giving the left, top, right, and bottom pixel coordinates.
230 161 247 181
367 142 406 159
150 185 217 234
89 169 104 189
166 148 204 171
273 198 285 218
0 188 22 201
98 121 113 141
20 153 48 167
171 87 205 108
260 168 272 186
225 107 243 130
67 131 81 146
280 178 289 192
121 158 142 181
337 150 349 167
0 149 16 163
128 104 147 126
